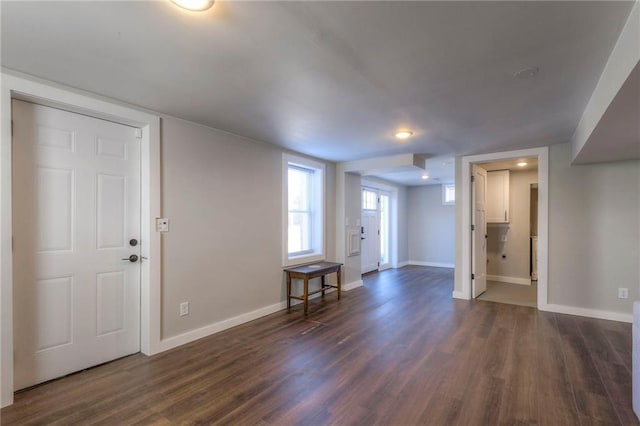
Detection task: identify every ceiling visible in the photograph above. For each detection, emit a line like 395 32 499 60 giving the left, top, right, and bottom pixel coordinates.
1 1 635 173
573 61 640 164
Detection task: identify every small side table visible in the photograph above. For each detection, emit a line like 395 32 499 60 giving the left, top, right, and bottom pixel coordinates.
284 262 342 315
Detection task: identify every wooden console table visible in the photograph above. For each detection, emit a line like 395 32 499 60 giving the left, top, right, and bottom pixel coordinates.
284 262 342 315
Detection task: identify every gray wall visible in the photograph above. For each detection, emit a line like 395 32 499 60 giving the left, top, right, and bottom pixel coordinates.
161 117 336 339
487 169 538 280
548 143 640 313
408 185 455 265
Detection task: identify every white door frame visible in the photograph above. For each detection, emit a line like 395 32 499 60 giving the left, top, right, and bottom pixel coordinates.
458 147 549 310
377 190 392 271
360 178 399 269
1 72 162 407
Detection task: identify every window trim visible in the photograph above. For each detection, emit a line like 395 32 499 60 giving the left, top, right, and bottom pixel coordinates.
283 153 325 267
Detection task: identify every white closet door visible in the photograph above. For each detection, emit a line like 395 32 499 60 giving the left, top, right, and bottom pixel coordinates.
12 99 141 390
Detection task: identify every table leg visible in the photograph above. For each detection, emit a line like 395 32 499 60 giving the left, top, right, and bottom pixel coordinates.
337 268 342 300
286 273 291 310
321 275 326 298
303 277 309 314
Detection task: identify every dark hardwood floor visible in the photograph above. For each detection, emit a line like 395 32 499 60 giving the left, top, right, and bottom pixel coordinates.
1 266 636 425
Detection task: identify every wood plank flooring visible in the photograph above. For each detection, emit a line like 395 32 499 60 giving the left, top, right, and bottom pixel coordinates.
1 266 636 425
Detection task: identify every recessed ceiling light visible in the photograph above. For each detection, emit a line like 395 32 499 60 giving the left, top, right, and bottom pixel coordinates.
517 162 528 167
170 0 215 11
421 174 429 180
513 67 539 79
394 130 413 139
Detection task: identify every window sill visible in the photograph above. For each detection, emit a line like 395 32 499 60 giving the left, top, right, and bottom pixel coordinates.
283 253 325 268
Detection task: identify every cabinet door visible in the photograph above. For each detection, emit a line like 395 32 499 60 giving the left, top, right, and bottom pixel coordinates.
487 170 509 223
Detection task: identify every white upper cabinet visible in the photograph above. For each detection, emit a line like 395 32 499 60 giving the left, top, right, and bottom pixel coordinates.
487 170 510 223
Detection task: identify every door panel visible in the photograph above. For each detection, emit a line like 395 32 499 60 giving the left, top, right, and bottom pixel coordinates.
361 210 379 274
472 165 488 297
361 188 379 274
12 99 141 390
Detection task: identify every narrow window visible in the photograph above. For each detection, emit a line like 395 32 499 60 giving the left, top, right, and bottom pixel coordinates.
283 154 325 265
442 183 455 205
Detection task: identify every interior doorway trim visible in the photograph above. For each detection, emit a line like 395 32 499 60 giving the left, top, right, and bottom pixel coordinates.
458 147 549 311
1 72 162 407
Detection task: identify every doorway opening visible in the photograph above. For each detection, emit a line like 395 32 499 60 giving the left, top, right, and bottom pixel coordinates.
459 147 548 310
361 187 392 274
1 73 161 408
472 158 539 308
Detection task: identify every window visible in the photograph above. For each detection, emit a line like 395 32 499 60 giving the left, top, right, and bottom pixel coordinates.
362 189 377 211
442 183 455 205
283 154 325 265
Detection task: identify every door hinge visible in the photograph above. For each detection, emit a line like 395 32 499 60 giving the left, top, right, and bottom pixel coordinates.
135 128 143 139
471 273 475 280
377 229 380 235
378 262 380 267
471 224 475 231
471 175 475 182
11 120 14 137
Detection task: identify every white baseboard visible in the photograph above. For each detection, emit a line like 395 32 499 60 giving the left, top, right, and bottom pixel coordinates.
395 261 409 268
487 275 531 286
158 300 287 352
541 303 632 323
408 261 455 269
343 280 364 291
157 279 366 353
452 290 468 300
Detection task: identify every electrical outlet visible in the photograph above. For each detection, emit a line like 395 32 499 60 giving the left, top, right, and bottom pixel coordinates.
618 288 628 299
180 302 189 316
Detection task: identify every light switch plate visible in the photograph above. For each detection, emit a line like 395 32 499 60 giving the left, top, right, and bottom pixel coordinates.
156 218 169 232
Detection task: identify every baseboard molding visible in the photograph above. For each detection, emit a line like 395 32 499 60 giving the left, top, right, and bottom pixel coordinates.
157 279 366 353
343 280 364 291
487 274 531 286
542 303 632 323
408 261 455 269
452 290 468 300
158 300 287 352
395 261 409 268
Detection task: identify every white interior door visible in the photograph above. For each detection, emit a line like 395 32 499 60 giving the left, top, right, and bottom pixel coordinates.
472 165 487 297
12 99 141 390
361 188 380 274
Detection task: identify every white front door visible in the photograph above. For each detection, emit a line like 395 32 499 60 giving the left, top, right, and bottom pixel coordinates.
472 165 488 298
361 188 380 274
12 100 141 390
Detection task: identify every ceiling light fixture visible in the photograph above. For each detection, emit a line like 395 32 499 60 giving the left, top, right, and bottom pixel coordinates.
170 0 215 11
517 161 528 167
421 174 429 180
394 130 413 139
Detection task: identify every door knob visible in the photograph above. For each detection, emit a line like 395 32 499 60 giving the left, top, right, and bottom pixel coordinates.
122 254 139 262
